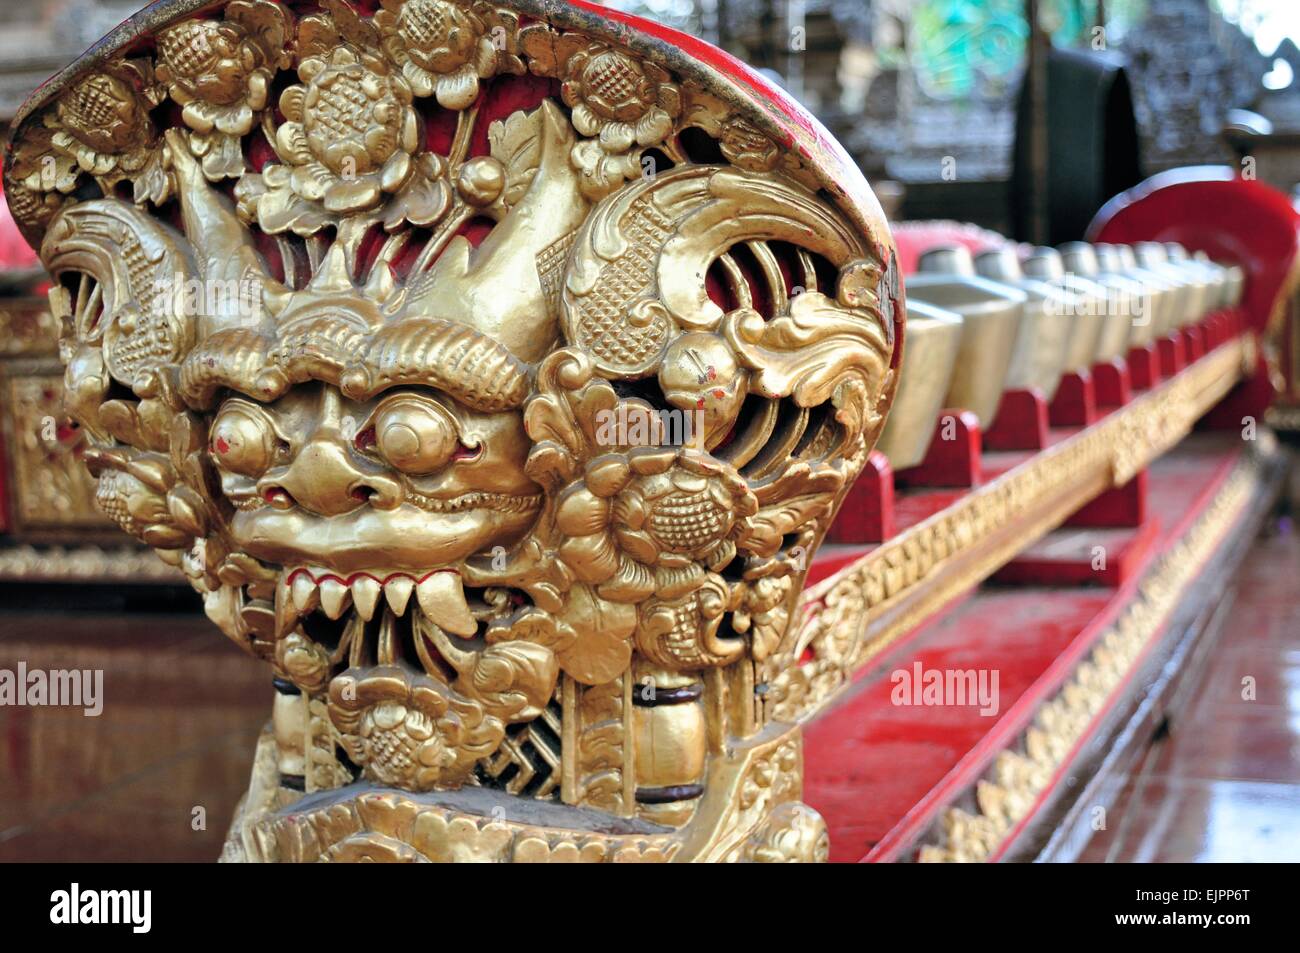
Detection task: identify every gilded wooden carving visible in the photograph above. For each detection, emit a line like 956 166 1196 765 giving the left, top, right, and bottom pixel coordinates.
5 0 899 861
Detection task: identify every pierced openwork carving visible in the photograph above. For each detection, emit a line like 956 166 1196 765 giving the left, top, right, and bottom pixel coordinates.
6 0 899 862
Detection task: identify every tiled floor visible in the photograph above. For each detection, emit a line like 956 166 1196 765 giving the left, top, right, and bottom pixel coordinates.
1080 518 1300 862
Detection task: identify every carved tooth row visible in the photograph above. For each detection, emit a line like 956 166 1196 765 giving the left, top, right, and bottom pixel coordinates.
279 569 476 632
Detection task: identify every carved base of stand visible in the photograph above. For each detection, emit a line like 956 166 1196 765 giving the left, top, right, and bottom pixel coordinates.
1127 345 1161 390
985 389 1049 452
221 722 827 863
1092 359 1131 409
895 410 982 488
1047 371 1097 428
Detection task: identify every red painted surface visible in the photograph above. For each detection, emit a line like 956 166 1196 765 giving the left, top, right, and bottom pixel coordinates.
1068 471 1147 528
1181 325 1206 363
895 410 983 489
827 451 895 545
1092 358 1132 408
1157 335 1186 378
802 435 1245 862
984 389 1049 451
1048 371 1097 427
1080 528 1300 862
994 518 1159 588
1127 345 1162 389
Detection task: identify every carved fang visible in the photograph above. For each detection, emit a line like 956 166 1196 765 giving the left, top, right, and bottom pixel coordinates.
417 612 477 674
416 572 476 636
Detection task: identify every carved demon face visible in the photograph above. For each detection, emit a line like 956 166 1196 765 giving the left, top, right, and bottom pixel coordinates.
210 385 538 575
11 0 898 809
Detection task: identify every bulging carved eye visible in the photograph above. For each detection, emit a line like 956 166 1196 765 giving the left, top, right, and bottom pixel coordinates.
210 404 276 476
372 396 460 475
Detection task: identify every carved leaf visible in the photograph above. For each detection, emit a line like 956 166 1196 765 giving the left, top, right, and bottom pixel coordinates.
489 107 543 208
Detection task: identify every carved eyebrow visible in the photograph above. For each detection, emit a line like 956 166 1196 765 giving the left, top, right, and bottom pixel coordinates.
179 320 534 414
336 317 533 412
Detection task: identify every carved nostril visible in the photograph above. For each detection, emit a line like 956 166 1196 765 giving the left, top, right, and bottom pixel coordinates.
349 477 402 510
451 441 481 462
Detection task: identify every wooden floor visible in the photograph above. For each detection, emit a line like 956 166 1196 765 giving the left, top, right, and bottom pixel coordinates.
0 597 269 862
1080 518 1300 862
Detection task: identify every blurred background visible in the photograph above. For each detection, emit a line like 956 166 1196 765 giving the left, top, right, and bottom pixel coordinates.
1 0 1299 861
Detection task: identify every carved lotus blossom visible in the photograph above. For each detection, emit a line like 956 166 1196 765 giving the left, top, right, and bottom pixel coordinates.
375 0 520 109
330 664 503 790
555 442 757 602
522 29 681 153
155 0 291 179
278 46 419 212
240 20 449 237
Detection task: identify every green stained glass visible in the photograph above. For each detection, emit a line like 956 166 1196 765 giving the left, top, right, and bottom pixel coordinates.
910 0 1029 100
910 0 1148 101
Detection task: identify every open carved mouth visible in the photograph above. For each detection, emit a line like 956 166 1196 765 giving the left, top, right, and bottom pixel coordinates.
281 566 479 635
270 565 523 683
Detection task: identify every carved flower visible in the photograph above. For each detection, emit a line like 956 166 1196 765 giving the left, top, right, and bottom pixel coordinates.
555 443 756 605
522 30 680 153
155 0 291 179
329 664 502 790
240 17 448 238
46 61 167 200
278 46 419 212
375 0 521 108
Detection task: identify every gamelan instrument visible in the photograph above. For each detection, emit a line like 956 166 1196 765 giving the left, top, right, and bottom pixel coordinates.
3 0 1298 862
